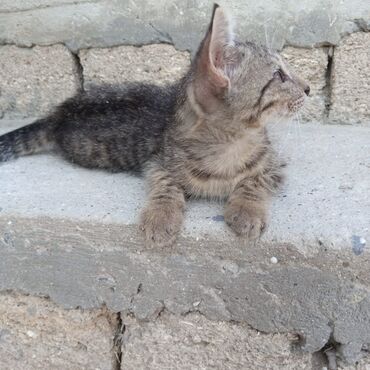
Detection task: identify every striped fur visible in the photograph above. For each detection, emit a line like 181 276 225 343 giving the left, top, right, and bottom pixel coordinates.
0 119 52 162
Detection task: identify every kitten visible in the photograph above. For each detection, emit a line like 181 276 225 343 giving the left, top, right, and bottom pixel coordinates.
0 4 309 247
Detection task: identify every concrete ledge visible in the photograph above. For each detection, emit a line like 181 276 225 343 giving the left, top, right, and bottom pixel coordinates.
0 120 369 364
1 0 369 51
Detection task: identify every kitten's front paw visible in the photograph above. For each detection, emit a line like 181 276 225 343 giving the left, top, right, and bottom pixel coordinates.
224 201 267 240
140 203 183 247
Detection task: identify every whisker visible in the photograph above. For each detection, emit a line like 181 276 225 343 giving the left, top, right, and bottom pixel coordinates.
296 112 306 156
289 113 299 153
264 23 271 51
300 106 317 123
277 116 294 156
296 112 303 141
269 114 286 130
270 22 277 50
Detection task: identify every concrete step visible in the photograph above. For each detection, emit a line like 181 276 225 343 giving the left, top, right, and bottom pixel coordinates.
0 119 369 367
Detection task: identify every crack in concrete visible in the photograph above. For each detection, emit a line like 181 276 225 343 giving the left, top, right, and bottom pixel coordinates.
351 19 370 32
148 22 174 45
113 312 125 370
129 283 143 306
71 51 85 92
324 46 334 118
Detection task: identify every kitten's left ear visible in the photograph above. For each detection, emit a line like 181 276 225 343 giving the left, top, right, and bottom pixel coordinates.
194 4 235 111
209 4 236 86
196 4 236 90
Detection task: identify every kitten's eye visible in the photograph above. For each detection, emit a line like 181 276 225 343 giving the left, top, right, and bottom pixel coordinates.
273 69 287 82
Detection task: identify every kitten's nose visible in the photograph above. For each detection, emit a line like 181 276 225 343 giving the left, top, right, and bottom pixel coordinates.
304 85 310 96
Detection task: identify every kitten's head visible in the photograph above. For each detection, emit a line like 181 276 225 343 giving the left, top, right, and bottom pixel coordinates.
188 4 309 127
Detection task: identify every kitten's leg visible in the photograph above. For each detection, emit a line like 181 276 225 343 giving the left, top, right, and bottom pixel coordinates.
224 171 282 240
140 163 185 247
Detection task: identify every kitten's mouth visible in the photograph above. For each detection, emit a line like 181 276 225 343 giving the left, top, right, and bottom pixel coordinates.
288 96 305 113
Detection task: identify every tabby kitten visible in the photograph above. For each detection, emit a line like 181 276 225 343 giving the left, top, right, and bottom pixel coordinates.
0 4 309 247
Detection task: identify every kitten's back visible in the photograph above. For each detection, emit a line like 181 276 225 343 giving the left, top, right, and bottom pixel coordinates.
0 83 179 171
53 83 178 171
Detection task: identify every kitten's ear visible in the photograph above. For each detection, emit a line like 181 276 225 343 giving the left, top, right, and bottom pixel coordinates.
195 4 236 90
208 4 236 86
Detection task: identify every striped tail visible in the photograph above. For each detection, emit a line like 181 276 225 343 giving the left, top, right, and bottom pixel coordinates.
0 119 53 162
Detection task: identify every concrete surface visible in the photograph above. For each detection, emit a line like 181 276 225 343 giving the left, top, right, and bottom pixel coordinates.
282 47 328 122
330 32 370 125
0 0 369 52
0 45 80 118
80 44 190 88
121 312 318 369
0 292 116 369
0 119 369 365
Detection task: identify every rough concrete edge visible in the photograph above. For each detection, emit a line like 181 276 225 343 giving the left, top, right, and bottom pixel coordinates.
0 288 328 369
0 286 362 370
2 215 370 365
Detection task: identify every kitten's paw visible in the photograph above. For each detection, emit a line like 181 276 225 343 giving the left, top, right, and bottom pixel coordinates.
140 204 183 247
224 202 267 240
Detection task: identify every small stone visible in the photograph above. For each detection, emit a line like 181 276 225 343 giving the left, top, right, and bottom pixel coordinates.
222 262 239 274
26 330 37 338
270 257 278 264
339 184 353 190
192 335 202 344
193 301 201 307
212 215 224 222
352 235 366 255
